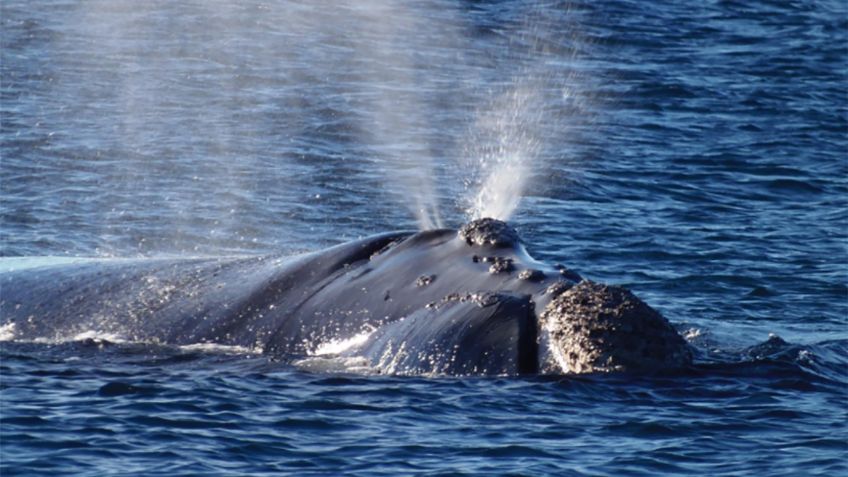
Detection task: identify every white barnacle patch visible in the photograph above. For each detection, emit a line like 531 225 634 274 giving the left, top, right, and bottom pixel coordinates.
518 268 545 282
457 218 520 247
540 281 693 374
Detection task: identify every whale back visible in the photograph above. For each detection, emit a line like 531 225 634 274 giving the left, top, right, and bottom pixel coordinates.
0 232 409 347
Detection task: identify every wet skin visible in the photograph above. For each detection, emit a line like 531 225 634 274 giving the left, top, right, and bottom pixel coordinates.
0 219 692 375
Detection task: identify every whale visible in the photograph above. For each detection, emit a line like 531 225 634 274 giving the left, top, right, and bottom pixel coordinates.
0 219 693 375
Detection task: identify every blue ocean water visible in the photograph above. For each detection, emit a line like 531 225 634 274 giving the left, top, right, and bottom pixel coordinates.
1 0 846 475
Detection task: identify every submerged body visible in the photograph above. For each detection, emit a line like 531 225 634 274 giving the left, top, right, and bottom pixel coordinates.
0 219 692 375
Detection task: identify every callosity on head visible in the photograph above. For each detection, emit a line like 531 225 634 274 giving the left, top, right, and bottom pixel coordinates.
540 281 693 374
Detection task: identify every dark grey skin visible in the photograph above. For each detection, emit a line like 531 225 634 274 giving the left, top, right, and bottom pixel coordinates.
0 219 693 375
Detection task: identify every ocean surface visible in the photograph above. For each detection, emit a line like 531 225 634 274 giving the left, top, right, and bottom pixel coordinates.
1 0 846 475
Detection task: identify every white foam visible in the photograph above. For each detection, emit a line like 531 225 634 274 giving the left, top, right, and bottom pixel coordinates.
682 327 703 341
2 327 259 356
179 342 258 355
293 356 377 375
0 322 16 341
292 327 382 374
4 329 131 345
71 330 129 343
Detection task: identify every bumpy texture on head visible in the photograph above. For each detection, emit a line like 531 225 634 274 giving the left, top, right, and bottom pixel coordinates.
458 218 520 247
542 281 692 374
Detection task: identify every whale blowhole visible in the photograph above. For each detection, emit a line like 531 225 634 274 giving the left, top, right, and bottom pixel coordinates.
458 218 520 248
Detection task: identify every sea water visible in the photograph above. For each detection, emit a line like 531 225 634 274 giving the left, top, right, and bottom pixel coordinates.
1 1 846 475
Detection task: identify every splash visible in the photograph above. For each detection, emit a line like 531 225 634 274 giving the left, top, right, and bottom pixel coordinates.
293 326 379 374
466 84 544 221
179 342 259 355
311 327 376 356
0 322 16 341
70 330 128 343
346 1 466 230
56 0 587 237
462 3 588 223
